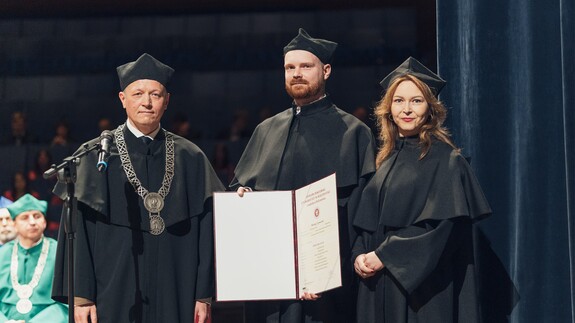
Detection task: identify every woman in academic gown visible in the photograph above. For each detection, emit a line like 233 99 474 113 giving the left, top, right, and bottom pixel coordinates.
352 57 492 323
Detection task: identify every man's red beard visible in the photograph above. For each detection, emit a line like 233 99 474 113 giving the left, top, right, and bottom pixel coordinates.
285 79 324 101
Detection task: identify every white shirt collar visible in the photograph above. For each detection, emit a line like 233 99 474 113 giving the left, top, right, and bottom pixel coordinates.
126 119 161 140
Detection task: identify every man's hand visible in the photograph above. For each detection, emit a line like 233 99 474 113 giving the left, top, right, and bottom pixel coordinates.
236 186 252 197
194 301 210 323
300 292 321 301
74 304 98 323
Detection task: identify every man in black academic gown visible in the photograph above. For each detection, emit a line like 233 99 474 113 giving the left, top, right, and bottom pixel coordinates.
51 53 224 323
231 28 376 323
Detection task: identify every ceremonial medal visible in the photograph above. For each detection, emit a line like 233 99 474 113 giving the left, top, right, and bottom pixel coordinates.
144 192 164 213
17 284 33 299
16 299 33 314
149 214 166 235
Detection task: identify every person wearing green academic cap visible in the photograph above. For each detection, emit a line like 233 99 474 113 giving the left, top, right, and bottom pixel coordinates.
231 28 376 323
0 197 16 246
50 53 224 323
351 57 492 323
0 193 68 322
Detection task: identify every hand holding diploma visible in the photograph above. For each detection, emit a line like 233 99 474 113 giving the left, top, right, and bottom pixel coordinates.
214 174 341 301
236 186 252 197
301 292 321 301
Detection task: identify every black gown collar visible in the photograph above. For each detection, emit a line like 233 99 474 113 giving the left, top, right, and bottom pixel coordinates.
396 135 419 144
291 95 332 117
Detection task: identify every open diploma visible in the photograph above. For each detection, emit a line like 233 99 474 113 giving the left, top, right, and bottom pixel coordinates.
214 173 341 301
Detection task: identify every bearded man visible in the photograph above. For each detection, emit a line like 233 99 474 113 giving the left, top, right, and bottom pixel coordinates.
230 28 376 323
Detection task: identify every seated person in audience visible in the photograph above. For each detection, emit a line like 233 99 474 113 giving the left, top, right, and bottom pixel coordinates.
97 117 113 133
2 111 38 146
50 120 77 162
50 120 75 148
0 194 68 322
3 171 39 202
27 149 62 239
171 112 201 140
27 149 54 197
211 142 235 185
0 197 16 247
217 108 252 142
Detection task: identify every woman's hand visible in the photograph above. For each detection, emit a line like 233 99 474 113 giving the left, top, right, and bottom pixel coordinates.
354 252 384 279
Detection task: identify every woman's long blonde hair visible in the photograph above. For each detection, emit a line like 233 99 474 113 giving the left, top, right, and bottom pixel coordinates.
374 74 458 168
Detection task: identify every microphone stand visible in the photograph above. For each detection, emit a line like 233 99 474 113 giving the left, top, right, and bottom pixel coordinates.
44 142 100 323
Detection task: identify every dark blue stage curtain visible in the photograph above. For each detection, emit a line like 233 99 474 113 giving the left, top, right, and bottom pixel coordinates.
436 0 574 322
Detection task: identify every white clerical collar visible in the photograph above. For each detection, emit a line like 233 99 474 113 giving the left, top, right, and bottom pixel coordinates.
126 119 161 140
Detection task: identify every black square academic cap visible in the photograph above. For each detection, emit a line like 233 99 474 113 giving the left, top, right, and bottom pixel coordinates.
283 28 338 64
379 57 446 95
116 53 174 90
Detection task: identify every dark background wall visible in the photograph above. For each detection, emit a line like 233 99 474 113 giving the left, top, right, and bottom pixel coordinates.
0 0 435 191
0 8 417 140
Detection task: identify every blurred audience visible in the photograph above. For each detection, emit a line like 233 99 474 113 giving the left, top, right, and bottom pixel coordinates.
50 120 75 148
217 108 252 142
171 112 201 140
257 106 274 124
352 105 377 137
27 149 61 238
98 116 113 133
49 120 77 163
27 149 53 193
211 142 235 185
3 171 40 202
2 111 38 146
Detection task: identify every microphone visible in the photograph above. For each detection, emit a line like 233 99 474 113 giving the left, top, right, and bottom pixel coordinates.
96 130 113 172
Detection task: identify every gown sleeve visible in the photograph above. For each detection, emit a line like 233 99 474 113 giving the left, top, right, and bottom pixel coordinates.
374 218 455 294
75 204 98 301
351 234 368 266
52 202 98 304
